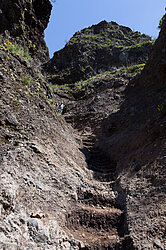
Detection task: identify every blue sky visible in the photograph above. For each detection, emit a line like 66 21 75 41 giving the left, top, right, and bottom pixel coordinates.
45 0 165 58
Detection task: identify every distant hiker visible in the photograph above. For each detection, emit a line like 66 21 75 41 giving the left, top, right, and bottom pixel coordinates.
56 102 60 112
60 101 64 114
56 101 64 114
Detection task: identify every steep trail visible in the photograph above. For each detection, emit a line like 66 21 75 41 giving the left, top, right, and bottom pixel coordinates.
81 135 116 182
63 122 128 249
61 16 166 249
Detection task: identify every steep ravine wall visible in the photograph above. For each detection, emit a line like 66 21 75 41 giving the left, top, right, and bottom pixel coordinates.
0 33 93 249
98 16 166 249
0 1 90 249
62 16 166 250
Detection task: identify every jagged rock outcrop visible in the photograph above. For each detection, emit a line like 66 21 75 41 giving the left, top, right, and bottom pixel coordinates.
0 0 52 61
45 20 153 84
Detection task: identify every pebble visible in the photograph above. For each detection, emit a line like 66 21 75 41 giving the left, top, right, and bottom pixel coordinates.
27 218 39 231
154 239 164 249
6 113 19 126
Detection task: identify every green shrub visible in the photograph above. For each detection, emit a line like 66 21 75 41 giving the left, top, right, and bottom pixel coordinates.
22 76 30 86
126 64 145 73
1 37 31 60
121 40 153 52
158 15 165 29
157 102 166 112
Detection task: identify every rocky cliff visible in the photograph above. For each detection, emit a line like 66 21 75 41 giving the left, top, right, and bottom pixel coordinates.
98 18 166 249
45 20 153 84
0 0 52 61
0 1 165 249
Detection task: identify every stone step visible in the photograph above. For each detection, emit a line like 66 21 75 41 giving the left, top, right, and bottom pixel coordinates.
85 146 94 150
90 150 104 155
65 118 73 123
90 155 110 161
89 162 111 167
81 134 96 138
67 228 121 250
88 164 112 170
83 141 95 146
89 167 114 174
89 158 110 164
90 160 110 165
82 135 96 140
65 204 123 249
77 189 116 207
92 172 114 182
66 204 122 232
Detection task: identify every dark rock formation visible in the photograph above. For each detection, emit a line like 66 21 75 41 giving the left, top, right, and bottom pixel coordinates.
0 0 52 61
93 16 166 249
45 20 153 84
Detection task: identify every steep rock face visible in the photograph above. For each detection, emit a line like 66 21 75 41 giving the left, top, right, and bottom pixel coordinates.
0 44 128 248
0 0 52 61
0 32 92 249
45 20 153 84
96 16 166 249
63 66 141 132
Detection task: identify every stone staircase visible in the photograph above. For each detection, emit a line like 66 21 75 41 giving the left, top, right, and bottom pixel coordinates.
81 135 96 150
66 203 123 249
64 115 74 124
64 133 126 249
81 134 116 182
88 147 115 182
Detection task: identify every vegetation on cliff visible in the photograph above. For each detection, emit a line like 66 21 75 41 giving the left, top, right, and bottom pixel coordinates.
0 0 52 62
158 14 165 29
45 20 153 85
49 63 146 100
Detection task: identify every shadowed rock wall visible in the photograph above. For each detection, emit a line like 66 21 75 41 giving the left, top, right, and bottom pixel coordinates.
0 0 52 61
